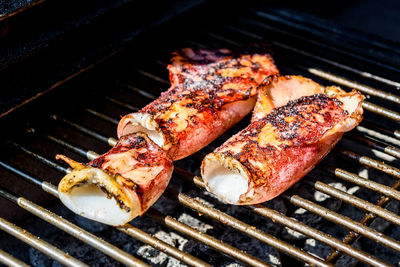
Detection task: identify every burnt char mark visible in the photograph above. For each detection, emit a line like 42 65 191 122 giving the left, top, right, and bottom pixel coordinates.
139 45 278 149
235 94 347 150
89 133 170 171
144 49 276 116
265 94 347 145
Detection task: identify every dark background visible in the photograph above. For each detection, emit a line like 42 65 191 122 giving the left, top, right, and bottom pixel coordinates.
288 0 400 42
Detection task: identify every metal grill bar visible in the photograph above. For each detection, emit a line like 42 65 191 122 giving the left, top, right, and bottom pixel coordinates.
306 179 400 227
175 168 395 266
116 82 158 100
0 160 214 267
198 31 400 124
145 209 270 267
339 148 400 179
165 187 331 267
50 115 117 146
117 224 212 267
0 215 88 267
85 108 119 124
326 168 400 202
224 21 400 87
134 69 170 85
38 128 399 266
286 195 397 257
356 125 400 148
347 133 400 160
11 142 67 174
0 249 30 267
25 104 400 266
361 120 400 140
17 196 150 267
0 172 150 266
305 67 400 104
104 96 140 112
6 140 271 267
257 13 400 74
16 133 327 266
361 101 400 123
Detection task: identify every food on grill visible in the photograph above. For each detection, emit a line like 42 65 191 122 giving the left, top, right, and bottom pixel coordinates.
201 75 364 204
57 133 173 226
117 46 279 160
57 46 279 225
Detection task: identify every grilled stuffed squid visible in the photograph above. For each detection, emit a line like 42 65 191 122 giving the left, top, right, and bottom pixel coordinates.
57 133 173 226
201 75 364 204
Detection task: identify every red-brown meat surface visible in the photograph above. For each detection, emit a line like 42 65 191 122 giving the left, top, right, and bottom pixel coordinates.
118 46 279 160
202 76 364 204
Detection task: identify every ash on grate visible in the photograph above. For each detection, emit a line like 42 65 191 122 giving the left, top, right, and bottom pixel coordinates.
281 179 344 240
358 223 400 266
303 165 399 266
303 223 361 267
157 182 283 266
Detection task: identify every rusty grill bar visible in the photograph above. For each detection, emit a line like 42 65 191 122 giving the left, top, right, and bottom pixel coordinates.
1 6 400 266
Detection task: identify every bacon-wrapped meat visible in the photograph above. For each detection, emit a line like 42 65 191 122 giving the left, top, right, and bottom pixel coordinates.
57 133 173 226
201 76 364 204
118 47 279 160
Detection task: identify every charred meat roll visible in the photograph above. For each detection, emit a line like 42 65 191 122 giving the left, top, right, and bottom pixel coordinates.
57 133 173 226
201 75 364 205
118 46 279 160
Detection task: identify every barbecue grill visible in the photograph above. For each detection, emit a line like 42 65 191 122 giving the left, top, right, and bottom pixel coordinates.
1 1 400 266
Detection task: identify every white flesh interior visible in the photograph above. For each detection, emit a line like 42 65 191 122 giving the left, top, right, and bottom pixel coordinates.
123 113 164 147
205 161 248 204
59 184 132 226
127 124 164 147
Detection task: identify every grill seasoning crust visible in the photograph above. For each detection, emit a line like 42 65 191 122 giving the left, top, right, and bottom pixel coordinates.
118 46 279 160
201 75 364 205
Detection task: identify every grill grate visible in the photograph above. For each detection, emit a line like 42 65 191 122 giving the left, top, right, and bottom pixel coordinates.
1 5 400 266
